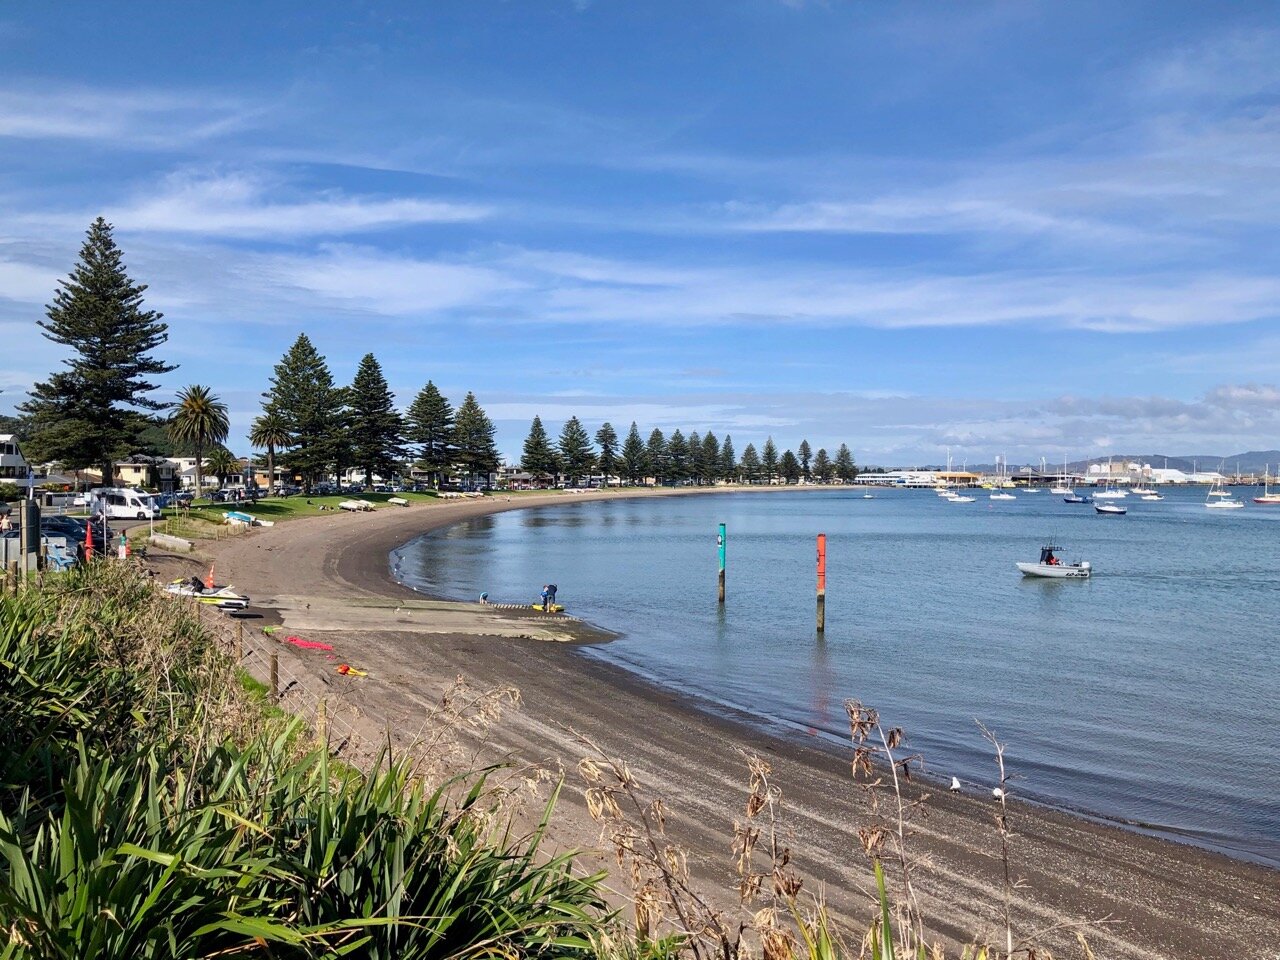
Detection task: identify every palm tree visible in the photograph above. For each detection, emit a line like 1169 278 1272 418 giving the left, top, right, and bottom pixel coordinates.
204 447 240 490
250 412 291 497
167 385 229 499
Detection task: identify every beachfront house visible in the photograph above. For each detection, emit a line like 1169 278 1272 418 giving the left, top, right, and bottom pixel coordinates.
0 434 34 492
115 455 177 491
501 470 555 491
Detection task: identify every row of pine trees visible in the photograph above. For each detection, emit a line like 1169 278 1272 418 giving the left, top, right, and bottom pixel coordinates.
15 218 857 492
520 415 856 485
252 333 498 492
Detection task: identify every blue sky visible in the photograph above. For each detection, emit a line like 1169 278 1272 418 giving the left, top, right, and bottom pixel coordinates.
3 1 1280 466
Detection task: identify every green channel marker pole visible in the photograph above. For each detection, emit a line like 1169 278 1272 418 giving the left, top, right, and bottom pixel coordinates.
717 522 726 603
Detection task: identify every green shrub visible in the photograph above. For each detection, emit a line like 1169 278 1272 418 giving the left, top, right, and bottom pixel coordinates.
1 566 610 959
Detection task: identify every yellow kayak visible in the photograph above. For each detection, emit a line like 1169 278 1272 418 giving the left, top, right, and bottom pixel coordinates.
531 603 565 613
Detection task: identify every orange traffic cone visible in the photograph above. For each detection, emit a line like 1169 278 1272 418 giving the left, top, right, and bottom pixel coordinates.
205 564 215 589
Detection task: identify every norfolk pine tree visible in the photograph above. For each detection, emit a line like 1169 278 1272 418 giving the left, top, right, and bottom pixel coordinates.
687 431 703 484
263 334 340 492
349 353 405 486
453 392 499 487
667 429 689 481
646 428 667 483
595 422 619 481
701 431 720 484
621 422 647 484
798 439 812 480
813 447 832 483
521 416 560 475
780 449 801 483
761 437 779 482
835 443 857 482
720 434 737 482
557 416 596 484
740 443 761 483
21 217 175 483
405 381 454 488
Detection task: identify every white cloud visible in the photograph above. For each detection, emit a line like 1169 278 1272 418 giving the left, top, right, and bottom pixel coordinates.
0 84 253 146
101 171 492 239
265 245 518 315
0 256 58 304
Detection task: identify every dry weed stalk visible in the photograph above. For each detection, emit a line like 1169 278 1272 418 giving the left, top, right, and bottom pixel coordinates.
845 699 931 951
576 735 743 960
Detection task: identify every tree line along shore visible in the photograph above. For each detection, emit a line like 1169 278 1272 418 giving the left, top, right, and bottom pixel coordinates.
8 218 856 499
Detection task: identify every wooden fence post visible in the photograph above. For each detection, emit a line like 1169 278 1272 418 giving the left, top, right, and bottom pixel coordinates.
270 653 279 699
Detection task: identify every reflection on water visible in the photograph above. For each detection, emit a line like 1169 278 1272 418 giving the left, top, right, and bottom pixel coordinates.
391 488 1280 866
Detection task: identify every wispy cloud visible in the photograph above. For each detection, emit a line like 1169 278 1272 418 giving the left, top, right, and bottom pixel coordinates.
97 171 492 239
0 84 255 146
265 245 518 315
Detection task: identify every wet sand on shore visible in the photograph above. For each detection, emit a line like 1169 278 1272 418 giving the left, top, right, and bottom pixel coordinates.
196 489 1280 959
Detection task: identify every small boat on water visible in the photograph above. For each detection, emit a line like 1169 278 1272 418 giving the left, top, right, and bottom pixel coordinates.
1141 494 1164 501
1094 485 1129 500
1254 465 1280 504
1205 477 1244 509
1016 543 1091 579
1064 494 1093 504
949 494 976 503
1095 503 1127 515
989 492 1016 501
862 493 875 499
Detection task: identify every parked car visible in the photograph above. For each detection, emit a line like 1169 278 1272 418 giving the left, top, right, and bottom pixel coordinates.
41 516 111 558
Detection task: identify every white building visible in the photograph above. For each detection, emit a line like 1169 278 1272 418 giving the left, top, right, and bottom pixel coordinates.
0 435 33 491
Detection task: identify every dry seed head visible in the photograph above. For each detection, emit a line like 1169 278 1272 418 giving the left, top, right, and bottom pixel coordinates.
772 867 803 900
662 846 688 880
857 826 887 857
649 798 666 832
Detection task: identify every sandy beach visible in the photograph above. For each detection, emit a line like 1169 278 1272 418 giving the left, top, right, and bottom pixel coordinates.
189 489 1279 959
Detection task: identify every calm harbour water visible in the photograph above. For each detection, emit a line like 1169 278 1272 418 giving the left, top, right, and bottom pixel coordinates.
391 488 1280 866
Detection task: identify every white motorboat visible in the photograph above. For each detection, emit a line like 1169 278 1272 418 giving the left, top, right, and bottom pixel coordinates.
989 492 1016 501
1141 494 1164 501
948 494 976 503
1095 502 1127 515
1017 544 1091 579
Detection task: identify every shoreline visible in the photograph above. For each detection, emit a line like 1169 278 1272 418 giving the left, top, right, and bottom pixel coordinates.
197 487 1280 959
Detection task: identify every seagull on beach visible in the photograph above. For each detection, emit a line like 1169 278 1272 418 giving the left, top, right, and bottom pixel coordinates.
950 777 962 793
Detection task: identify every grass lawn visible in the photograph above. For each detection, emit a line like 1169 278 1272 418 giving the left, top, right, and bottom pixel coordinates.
183 490 441 522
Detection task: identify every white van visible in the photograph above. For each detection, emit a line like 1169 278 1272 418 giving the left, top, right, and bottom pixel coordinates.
90 487 161 520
